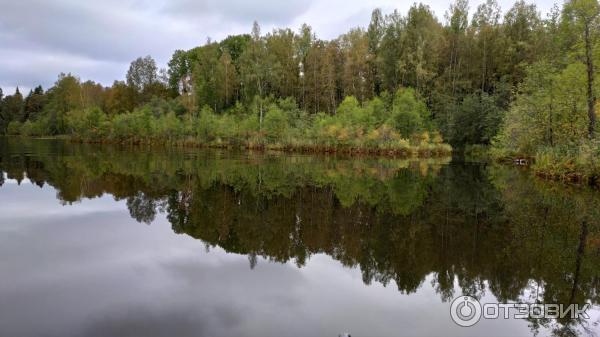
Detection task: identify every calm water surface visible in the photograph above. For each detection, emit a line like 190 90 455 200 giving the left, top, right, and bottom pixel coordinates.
0 138 599 337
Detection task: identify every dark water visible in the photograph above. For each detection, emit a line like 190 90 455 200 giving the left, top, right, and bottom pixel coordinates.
0 138 599 337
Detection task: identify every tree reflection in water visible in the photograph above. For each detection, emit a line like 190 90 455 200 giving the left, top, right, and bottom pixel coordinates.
1 138 599 336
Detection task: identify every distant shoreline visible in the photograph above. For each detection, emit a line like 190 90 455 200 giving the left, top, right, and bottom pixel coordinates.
7 135 452 159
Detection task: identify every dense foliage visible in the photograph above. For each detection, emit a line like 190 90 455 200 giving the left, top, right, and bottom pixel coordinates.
1 0 600 169
488 0 600 183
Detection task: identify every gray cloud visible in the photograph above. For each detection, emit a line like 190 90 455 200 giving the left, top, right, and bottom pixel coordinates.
0 46 123 90
1 1 161 62
163 0 313 25
0 0 557 94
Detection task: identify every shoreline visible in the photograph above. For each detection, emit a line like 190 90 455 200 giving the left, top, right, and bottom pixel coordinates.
13 135 453 159
490 153 600 189
8 135 600 188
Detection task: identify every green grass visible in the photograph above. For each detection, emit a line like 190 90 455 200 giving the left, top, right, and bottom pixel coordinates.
532 143 600 185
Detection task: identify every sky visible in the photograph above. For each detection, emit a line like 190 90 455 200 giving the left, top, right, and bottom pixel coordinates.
0 0 557 96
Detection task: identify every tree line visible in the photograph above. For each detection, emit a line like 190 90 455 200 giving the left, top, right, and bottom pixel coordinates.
0 0 599 162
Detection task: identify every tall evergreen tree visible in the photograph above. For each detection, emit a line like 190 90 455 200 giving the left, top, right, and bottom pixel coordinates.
23 85 46 122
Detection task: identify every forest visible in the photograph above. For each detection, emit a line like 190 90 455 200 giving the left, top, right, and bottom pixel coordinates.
0 0 599 179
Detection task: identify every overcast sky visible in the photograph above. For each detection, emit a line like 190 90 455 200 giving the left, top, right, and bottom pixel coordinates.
0 0 556 95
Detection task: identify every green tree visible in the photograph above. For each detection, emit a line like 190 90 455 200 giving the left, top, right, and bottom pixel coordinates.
239 21 272 128
127 55 158 93
23 86 46 122
389 88 428 137
443 0 470 94
80 81 104 110
220 34 251 70
452 91 503 145
0 88 24 133
44 74 83 134
379 10 404 92
167 50 193 95
340 28 372 101
295 23 314 109
562 0 600 138
263 105 288 141
502 0 543 86
495 61 589 155
304 40 341 114
367 8 385 95
191 42 221 112
265 28 299 99
401 4 443 94
217 50 238 109
472 0 502 92
105 81 136 115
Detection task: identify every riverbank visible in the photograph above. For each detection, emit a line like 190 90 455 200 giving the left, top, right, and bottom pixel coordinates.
60 135 453 158
5 92 454 158
490 143 600 187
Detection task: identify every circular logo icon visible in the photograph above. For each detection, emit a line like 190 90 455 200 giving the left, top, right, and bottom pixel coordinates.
450 296 482 327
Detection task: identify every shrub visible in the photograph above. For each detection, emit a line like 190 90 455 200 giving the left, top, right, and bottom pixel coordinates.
157 112 183 141
6 121 22 135
196 106 217 142
365 97 388 126
533 142 600 183
263 105 288 142
10 93 451 157
389 88 428 138
66 107 109 140
20 120 35 137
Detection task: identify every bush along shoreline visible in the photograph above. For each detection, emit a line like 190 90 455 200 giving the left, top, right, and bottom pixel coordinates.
530 144 599 186
6 90 452 158
491 139 600 187
489 58 600 187
490 147 600 188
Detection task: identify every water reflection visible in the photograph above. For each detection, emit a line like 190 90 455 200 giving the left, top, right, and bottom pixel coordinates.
0 138 599 337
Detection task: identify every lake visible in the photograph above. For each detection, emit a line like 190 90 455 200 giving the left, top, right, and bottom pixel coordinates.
0 137 598 337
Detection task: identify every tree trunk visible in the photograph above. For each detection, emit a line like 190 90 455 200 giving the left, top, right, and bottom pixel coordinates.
549 79 555 146
584 23 596 139
257 80 263 131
